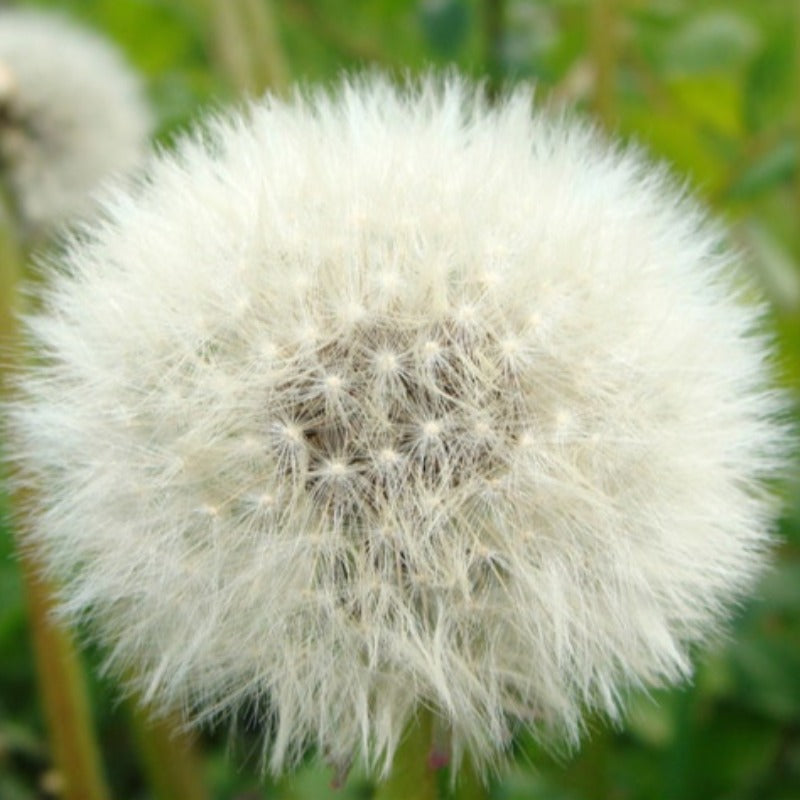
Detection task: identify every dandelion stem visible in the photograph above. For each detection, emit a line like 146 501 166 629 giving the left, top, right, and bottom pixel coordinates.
1 193 110 800
374 708 439 800
455 753 490 800
19 553 111 800
129 706 209 800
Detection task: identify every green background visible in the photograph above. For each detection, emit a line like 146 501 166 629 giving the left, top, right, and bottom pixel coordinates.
1 1 799 798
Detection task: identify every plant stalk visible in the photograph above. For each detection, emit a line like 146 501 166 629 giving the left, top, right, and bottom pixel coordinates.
129 706 210 800
374 708 439 800
1 191 111 800
19 552 111 800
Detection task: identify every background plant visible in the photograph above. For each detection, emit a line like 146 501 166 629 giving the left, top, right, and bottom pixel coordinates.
1 1 798 799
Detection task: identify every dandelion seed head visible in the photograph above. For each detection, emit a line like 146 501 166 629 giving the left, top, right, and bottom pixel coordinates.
9 75 787 776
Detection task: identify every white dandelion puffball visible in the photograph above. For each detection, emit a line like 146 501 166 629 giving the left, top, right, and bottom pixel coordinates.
0 9 151 229
10 76 785 774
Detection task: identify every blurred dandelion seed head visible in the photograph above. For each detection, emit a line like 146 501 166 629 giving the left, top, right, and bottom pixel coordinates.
8 75 787 775
0 8 151 229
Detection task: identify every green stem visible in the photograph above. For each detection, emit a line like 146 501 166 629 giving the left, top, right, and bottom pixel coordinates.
455 752 490 800
129 706 209 800
374 708 438 800
1 192 111 800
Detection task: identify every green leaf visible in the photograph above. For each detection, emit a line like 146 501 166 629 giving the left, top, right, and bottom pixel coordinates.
726 141 797 201
745 24 797 131
661 10 761 74
689 708 782 798
621 108 727 195
728 633 800 722
667 74 742 137
418 0 470 57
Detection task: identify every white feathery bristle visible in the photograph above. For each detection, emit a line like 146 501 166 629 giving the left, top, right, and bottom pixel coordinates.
7 74 788 776
0 9 151 229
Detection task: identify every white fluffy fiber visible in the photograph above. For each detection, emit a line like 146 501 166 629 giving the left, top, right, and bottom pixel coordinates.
9 75 786 774
0 8 151 229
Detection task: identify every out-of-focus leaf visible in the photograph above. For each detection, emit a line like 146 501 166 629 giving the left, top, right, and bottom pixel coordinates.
0 536 23 639
696 648 736 699
278 760 371 800
418 0 470 57
0 720 46 761
661 10 761 74
609 743 671 800
621 108 727 194
728 635 800 722
726 141 797 201
496 769 580 800
777 506 800 548
745 24 797 132
755 561 800 612
724 558 800 722
668 74 742 137
690 709 782 798
0 775 35 800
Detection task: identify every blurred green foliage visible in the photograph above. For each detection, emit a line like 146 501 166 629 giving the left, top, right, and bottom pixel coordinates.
1 0 799 798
